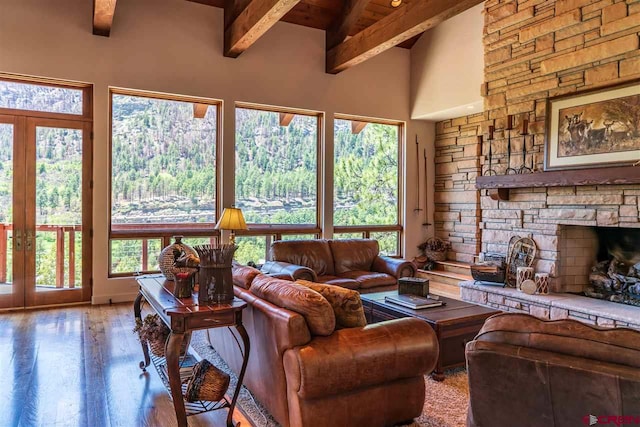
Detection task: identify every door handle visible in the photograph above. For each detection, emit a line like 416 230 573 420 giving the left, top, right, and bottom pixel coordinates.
26 230 33 252
14 229 22 251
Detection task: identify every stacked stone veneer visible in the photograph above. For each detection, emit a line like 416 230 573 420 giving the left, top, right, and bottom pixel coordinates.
460 281 640 329
434 114 484 264
437 0 640 293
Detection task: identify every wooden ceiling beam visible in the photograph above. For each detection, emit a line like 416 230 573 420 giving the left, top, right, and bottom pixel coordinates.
279 112 295 126
326 0 371 50
326 0 483 74
351 120 368 134
224 0 301 58
93 0 118 37
193 103 209 119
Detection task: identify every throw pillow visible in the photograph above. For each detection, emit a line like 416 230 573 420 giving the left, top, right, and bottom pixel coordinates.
232 264 262 290
251 275 336 336
296 279 367 329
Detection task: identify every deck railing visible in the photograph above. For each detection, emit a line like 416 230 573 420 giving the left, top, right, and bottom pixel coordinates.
0 224 82 288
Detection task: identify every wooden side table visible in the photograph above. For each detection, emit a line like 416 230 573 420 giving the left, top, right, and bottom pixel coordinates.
134 274 249 427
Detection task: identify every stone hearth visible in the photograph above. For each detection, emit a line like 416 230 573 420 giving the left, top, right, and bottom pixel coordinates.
460 281 640 330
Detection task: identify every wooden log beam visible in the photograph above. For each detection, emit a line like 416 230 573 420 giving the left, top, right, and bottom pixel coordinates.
93 0 118 37
224 0 301 58
326 0 371 51
326 0 483 74
193 103 209 119
351 120 368 134
279 112 295 126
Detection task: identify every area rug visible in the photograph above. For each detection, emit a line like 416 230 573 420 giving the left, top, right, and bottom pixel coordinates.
190 331 469 427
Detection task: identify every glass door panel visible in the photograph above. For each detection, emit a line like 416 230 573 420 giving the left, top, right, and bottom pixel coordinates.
26 119 89 306
0 121 16 308
34 126 83 290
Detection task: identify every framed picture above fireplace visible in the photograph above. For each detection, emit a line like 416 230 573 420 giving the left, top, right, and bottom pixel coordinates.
545 80 640 171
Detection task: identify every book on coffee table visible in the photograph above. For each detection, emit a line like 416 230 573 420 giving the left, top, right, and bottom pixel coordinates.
385 294 444 309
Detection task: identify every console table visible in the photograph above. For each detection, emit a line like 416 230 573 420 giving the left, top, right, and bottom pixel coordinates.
134 274 249 427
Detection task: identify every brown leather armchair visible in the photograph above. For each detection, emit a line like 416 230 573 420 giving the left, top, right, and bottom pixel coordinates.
466 313 640 427
260 239 415 293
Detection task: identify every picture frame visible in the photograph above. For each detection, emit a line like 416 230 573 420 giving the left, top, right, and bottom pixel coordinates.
544 79 640 171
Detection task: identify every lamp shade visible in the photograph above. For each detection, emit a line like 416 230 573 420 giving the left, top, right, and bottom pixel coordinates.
215 207 248 231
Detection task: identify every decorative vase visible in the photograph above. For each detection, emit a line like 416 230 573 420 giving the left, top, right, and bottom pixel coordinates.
173 270 196 299
158 236 198 281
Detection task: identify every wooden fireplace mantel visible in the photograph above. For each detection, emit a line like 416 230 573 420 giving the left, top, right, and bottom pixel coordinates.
475 165 640 200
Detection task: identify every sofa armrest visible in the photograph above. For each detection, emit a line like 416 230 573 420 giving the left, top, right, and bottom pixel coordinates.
372 255 416 278
283 317 438 399
261 260 317 282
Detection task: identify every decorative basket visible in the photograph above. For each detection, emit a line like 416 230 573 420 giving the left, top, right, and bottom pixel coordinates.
185 359 230 402
134 314 170 357
419 237 450 262
148 338 167 357
471 261 506 284
425 249 447 262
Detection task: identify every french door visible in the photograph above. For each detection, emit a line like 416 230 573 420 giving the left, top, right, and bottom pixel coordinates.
0 114 92 308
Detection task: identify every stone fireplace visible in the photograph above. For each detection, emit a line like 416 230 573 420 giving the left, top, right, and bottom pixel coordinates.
461 223 640 330
558 226 640 306
435 0 640 329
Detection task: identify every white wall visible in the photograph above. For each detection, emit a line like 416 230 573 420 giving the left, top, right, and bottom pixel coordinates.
0 0 431 303
410 4 484 121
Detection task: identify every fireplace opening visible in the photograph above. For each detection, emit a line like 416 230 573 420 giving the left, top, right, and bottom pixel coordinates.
587 227 640 307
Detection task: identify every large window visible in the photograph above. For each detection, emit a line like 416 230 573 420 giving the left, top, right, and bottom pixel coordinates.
334 117 402 255
234 105 321 264
109 89 220 275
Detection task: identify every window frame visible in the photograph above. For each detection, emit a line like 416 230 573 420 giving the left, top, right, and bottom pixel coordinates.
332 114 405 255
234 102 323 232
108 88 222 277
0 73 93 120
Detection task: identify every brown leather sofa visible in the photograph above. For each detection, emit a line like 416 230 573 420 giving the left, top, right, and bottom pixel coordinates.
260 239 415 293
466 313 640 427
208 268 439 427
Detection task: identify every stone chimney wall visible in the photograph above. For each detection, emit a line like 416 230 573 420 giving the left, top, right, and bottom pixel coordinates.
435 0 640 292
434 114 484 264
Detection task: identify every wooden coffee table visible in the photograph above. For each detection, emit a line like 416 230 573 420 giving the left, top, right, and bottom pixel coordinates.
360 291 500 381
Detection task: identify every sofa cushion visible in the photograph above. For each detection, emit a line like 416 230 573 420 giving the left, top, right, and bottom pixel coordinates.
251 275 336 336
296 280 367 329
271 239 335 276
232 265 262 289
316 275 360 290
329 239 379 274
338 271 397 289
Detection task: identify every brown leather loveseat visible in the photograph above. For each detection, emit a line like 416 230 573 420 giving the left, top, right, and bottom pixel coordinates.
260 238 415 293
208 266 439 427
466 313 640 427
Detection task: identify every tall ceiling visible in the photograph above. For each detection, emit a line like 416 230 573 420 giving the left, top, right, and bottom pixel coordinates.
93 0 484 74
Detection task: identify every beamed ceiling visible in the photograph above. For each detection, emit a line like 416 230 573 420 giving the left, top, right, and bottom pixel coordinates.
92 0 483 74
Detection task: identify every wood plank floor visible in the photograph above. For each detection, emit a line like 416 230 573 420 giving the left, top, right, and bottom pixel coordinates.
0 303 253 427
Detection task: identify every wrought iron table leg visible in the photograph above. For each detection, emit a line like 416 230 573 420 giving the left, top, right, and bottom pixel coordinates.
166 332 188 427
133 292 150 371
227 323 250 427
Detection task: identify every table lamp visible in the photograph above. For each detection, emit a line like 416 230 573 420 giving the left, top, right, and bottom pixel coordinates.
214 206 248 246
